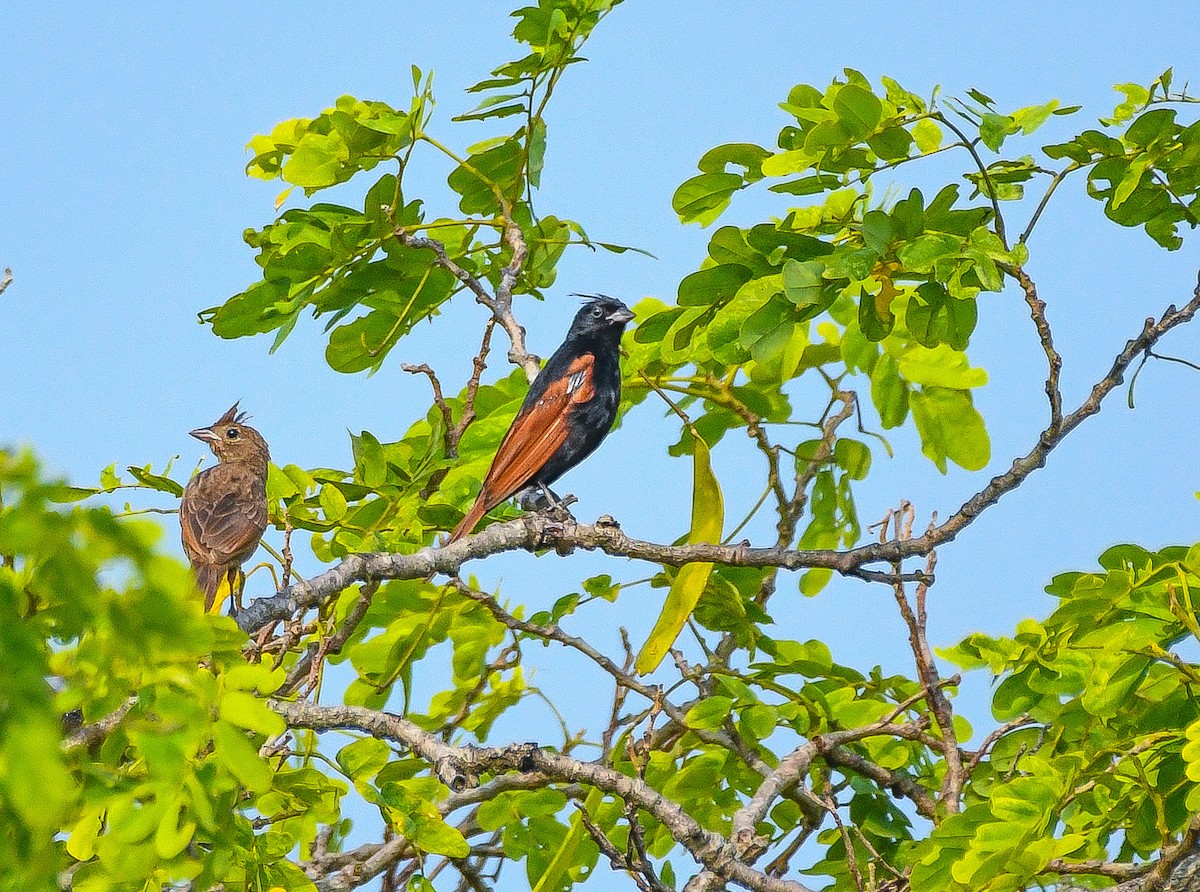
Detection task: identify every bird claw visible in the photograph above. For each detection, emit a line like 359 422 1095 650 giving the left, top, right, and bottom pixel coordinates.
517 487 546 512
548 494 577 526
518 485 577 519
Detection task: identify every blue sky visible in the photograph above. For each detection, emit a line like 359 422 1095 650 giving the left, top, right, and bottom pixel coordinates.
6 0 1200 868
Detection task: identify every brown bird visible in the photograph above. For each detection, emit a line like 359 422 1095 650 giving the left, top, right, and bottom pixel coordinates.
179 403 270 614
449 295 633 543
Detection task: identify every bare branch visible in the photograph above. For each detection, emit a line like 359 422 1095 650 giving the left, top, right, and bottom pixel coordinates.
578 803 670 892
452 578 772 777
935 111 1009 249
448 318 497 453
1005 264 1063 432
0 268 11 298
890 538 963 812
393 230 492 305
495 220 540 382
821 745 937 820
279 580 378 698
273 700 817 892
402 363 455 445
962 715 1036 774
237 513 926 636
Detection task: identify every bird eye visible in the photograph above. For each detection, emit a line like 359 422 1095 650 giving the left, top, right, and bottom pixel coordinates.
591 305 604 318
226 428 240 439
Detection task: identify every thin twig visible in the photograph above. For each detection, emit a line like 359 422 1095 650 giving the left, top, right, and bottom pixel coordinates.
934 111 1009 249
1004 263 1063 432
889 512 963 812
402 363 455 446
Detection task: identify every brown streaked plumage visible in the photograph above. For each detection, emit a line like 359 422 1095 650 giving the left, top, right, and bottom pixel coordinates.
449 295 633 543
179 403 270 613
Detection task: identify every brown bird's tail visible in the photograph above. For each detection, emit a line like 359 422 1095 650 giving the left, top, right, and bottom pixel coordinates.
448 495 493 544
193 564 242 614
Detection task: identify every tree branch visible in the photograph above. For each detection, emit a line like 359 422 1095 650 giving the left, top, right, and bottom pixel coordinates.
273 700 817 892
393 225 539 381
236 513 929 635
402 363 455 444
61 696 137 752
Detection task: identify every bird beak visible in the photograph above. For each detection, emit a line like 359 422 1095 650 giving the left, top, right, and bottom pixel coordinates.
608 307 634 324
190 427 219 444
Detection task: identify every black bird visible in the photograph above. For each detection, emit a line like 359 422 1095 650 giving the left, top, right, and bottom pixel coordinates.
449 295 634 543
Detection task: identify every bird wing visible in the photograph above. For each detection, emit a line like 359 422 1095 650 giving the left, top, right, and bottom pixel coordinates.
484 352 596 503
449 353 595 541
180 464 268 567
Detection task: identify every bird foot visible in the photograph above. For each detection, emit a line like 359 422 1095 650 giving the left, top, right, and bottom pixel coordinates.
517 485 577 517
547 493 578 525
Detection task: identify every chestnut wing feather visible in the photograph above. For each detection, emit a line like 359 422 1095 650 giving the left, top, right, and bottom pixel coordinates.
481 353 596 505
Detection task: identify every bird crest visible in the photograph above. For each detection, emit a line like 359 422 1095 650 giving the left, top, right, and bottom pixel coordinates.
215 402 252 426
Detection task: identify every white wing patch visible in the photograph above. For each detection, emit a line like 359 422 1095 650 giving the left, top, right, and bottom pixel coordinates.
567 368 587 395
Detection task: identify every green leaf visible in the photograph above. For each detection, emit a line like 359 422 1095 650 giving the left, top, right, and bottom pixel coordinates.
219 690 287 737
126 465 184 497
678 264 754 307
411 814 470 858
897 232 963 273
898 344 988 389
866 126 913 161
912 118 943 153
832 84 882 138
967 88 996 107
800 568 833 596
1106 82 1151 125
636 431 724 674
531 790 602 892
781 259 826 309
214 720 274 794
353 430 387 488
2 719 73 834
834 439 872 480
319 482 349 521
858 285 894 341
871 352 909 428
337 737 392 783
685 696 734 730
154 800 196 859
910 386 990 472
673 172 745 225
528 117 548 188
447 138 522 214
66 807 104 862
1011 99 1060 135
979 113 1014 152
698 143 771 182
